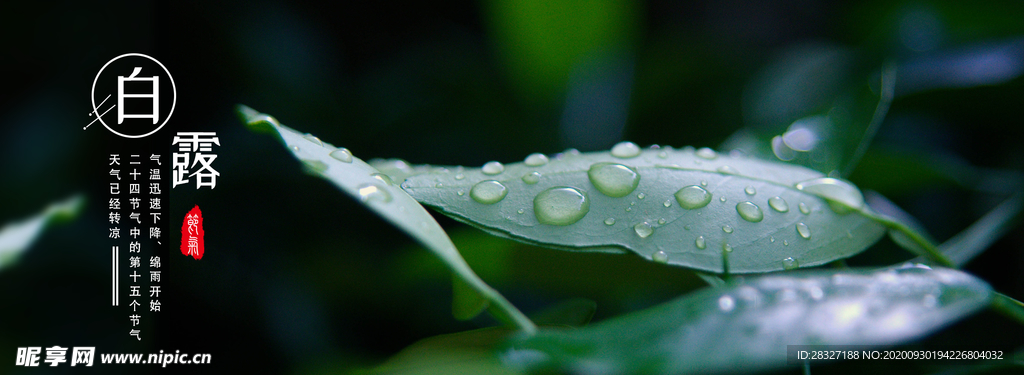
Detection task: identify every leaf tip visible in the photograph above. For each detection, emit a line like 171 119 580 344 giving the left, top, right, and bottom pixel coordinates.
235 104 279 133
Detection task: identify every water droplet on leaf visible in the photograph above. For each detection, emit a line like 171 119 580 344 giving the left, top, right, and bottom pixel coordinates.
329 148 353 163
652 250 669 263
794 177 865 212
696 147 717 159
524 153 549 166
610 141 641 158
634 222 654 238
482 161 505 175
674 185 712 209
357 183 391 203
522 171 541 185
782 257 799 270
470 180 509 205
796 222 811 239
587 163 640 197
695 236 706 249
722 225 734 233
533 187 590 226
768 196 789 212
370 173 393 186
736 201 764 222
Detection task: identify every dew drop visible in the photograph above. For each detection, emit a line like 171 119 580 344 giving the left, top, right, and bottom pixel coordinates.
625 207 632 212
457 190 464 196
799 202 811 215
657 151 668 158
795 177 864 211
700 179 708 187
674 185 712 209
290 145 300 152
684 224 692 230
695 147 718 159
370 173 394 186
533 187 590 226
744 186 756 195
522 171 541 185
470 180 508 205
719 197 727 203
329 148 353 163
658 218 667 225
782 257 799 270
637 193 646 199
652 250 669 263
634 222 654 238
610 141 641 158
735 201 764 222
723 243 733 252
455 173 465 180
524 153 549 166
783 240 789 246
695 236 706 249
482 161 505 175
435 182 444 188
768 196 789 212
722 225 734 233
517 209 525 214
357 183 391 203
796 222 811 239
604 218 616 226
587 163 640 197
663 200 672 207
718 295 735 312
717 165 738 174
770 236 776 243
303 134 323 146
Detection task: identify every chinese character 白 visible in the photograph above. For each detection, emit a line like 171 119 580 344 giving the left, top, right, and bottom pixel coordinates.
118 67 159 125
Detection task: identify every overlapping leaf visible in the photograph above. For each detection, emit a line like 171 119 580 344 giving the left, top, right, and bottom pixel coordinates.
393 145 888 273
0 195 84 271
237 105 535 333
502 264 991 374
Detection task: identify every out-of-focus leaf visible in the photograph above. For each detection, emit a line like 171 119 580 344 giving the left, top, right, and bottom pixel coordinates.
897 37 1024 96
530 298 597 327
394 143 887 273
483 0 638 105
237 105 535 334
911 192 1024 268
360 327 521 375
864 190 938 257
0 195 84 271
730 43 895 176
503 265 991 375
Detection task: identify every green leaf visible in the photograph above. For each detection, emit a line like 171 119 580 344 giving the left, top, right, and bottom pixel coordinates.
237 105 536 334
397 144 888 273
529 298 597 327
0 195 84 271
503 265 991 375
360 327 522 375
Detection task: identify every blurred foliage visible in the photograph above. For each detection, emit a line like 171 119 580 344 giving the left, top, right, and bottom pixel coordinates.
1 0 1023 374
